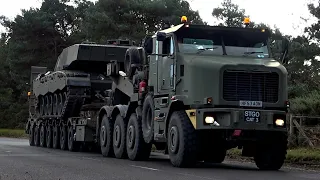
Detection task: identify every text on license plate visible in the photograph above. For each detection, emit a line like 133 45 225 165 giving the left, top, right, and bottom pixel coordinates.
244 110 260 122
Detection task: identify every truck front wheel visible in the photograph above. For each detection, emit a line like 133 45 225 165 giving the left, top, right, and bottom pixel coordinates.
142 94 154 144
126 113 152 161
254 134 287 170
167 111 197 168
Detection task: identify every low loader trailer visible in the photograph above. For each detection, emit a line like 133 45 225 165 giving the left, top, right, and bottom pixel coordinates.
26 17 290 170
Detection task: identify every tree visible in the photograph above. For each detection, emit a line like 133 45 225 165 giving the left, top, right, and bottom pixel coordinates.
80 0 204 43
211 0 320 115
0 0 93 128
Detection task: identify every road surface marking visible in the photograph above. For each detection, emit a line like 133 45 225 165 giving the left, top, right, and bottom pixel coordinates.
130 165 159 171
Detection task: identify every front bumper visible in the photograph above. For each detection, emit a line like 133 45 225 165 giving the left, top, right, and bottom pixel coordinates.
185 108 287 131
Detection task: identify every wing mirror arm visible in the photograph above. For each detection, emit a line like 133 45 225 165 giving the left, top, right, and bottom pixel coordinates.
280 38 290 64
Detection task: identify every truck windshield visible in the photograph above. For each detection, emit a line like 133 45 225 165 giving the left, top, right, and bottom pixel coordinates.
176 27 270 58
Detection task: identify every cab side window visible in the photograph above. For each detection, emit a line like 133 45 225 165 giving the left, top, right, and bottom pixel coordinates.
162 37 173 56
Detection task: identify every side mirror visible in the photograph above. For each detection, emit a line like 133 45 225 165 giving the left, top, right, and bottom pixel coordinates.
281 38 290 64
156 32 166 41
143 36 153 54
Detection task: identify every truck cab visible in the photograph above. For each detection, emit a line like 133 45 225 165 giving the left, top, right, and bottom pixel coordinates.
140 17 289 169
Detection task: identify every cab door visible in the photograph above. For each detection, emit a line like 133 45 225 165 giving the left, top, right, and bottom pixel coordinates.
157 35 175 95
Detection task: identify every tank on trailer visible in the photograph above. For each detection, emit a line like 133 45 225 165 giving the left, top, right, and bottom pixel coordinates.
30 40 135 121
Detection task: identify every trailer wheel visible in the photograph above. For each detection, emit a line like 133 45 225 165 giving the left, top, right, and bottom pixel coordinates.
68 126 80 152
39 125 47 147
100 115 114 157
34 126 40 146
124 48 142 79
60 125 68 150
53 124 60 149
113 114 128 159
126 113 152 161
142 94 154 144
167 111 197 168
46 124 53 148
29 126 35 146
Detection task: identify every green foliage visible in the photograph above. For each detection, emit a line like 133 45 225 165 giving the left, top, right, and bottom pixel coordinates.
290 90 320 116
0 129 27 138
80 0 204 43
228 148 320 164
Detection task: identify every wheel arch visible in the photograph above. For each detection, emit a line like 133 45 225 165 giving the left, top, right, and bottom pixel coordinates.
111 105 128 120
96 105 113 143
164 100 186 138
125 102 138 121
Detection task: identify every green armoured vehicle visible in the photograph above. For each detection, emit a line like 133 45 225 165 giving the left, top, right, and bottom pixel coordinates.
26 16 290 170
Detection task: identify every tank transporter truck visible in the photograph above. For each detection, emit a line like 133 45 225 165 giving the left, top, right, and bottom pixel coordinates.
26 17 290 170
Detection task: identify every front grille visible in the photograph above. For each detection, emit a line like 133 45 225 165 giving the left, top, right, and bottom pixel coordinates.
223 70 279 103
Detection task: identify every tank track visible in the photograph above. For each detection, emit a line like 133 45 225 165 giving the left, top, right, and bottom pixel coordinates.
36 86 90 121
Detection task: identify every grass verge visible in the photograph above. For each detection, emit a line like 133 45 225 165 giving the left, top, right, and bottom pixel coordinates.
0 129 28 138
227 147 320 166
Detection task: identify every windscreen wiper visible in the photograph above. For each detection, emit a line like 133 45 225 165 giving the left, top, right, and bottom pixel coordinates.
196 47 218 54
243 51 263 56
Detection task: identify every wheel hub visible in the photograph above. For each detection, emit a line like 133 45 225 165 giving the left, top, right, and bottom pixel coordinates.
100 126 106 146
127 125 135 149
40 128 44 142
61 131 65 141
69 131 71 141
114 125 121 147
169 126 179 153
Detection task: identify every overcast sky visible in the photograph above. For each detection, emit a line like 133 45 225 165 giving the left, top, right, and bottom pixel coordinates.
0 0 318 37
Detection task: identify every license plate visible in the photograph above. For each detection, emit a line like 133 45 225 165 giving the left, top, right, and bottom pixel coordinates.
239 100 262 108
244 110 260 122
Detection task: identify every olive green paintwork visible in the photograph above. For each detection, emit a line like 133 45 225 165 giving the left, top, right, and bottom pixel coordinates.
176 55 287 108
185 108 287 131
148 24 288 132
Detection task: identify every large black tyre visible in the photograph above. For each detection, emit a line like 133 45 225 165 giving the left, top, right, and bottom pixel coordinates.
254 133 288 170
39 125 47 147
53 124 60 149
68 126 80 152
124 48 142 79
126 113 152 161
46 124 53 148
141 94 154 144
100 115 114 157
113 114 128 159
34 126 40 146
60 125 68 150
29 126 35 146
167 111 197 168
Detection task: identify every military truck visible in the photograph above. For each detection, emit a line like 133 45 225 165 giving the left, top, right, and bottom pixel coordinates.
26 16 290 170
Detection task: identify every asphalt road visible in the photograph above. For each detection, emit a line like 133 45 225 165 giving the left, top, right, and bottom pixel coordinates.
0 138 319 180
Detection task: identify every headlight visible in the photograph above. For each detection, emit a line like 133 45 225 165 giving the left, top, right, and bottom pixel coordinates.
275 119 285 126
205 116 214 124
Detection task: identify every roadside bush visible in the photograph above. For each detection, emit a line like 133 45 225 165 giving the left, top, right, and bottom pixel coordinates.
290 90 320 115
